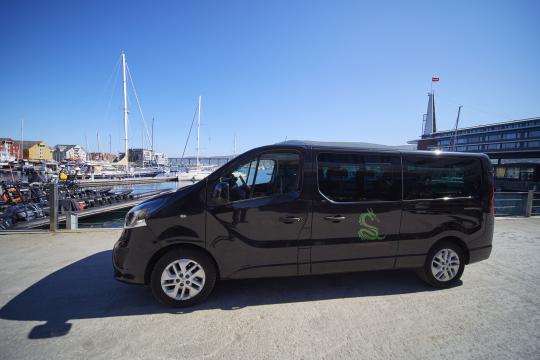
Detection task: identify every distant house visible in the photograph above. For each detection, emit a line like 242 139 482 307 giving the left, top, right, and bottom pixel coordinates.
88 152 117 162
0 138 21 161
129 148 152 164
53 144 87 162
153 152 168 166
22 141 53 161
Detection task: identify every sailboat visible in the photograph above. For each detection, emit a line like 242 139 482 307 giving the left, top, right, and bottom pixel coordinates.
177 96 216 181
107 51 163 178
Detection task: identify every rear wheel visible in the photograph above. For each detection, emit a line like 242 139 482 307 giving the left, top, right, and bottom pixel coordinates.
417 241 465 288
150 249 217 307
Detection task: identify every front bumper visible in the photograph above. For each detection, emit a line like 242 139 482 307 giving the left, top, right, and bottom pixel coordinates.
112 227 159 284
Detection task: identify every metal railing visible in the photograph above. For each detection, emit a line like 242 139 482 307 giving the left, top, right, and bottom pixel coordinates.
494 191 540 217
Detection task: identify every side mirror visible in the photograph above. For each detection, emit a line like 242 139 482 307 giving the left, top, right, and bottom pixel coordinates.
212 181 230 203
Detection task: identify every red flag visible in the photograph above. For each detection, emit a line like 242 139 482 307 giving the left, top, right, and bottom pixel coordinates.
432 77 440 82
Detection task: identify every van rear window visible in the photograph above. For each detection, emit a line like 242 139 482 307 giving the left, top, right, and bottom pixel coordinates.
317 153 401 202
403 156 482 200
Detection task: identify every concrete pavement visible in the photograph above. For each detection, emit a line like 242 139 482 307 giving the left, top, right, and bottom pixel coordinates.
0 218 539 359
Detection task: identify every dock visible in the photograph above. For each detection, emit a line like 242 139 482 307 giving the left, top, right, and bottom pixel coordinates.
9 189 173 230
78 176 178 187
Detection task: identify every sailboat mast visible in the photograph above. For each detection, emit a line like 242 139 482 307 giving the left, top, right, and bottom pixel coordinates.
122 51 129 165
20 119 24 160
97 130 101 158
197 95 201 167
452 106 462 152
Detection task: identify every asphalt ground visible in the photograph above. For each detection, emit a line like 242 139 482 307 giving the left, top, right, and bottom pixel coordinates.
0 218 539 359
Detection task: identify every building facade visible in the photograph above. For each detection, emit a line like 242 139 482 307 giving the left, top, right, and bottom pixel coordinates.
22 141 53 161
53 144 87 162
416 117 540 156
128 148 152 165
88 152 117 162
0 138 21 162
412 92 540 191
152 152 168 166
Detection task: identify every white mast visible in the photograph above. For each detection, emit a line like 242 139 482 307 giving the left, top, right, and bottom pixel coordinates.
197 95 201 167
20 119 24 160
122 51 129 166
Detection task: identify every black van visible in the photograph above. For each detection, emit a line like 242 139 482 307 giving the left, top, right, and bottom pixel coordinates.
113 141 494 307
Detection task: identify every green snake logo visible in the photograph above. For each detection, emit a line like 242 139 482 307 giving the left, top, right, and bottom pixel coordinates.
358 208 385 241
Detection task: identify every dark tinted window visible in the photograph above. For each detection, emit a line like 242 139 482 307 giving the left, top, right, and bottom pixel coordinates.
403 156 482 200
317 153 401 202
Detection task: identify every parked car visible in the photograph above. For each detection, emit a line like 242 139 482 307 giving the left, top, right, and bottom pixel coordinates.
113 141 494 307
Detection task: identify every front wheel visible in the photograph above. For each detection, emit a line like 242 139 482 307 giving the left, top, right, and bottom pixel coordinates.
150 249 217 307
417 241 465 288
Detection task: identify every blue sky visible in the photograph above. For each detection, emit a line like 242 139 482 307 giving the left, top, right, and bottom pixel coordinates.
1 0 539 157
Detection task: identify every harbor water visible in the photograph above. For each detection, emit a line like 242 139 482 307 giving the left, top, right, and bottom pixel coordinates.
77 180 196 228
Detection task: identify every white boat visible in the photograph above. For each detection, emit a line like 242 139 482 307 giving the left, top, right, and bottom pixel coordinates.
177 165 216 181
177 96 216 181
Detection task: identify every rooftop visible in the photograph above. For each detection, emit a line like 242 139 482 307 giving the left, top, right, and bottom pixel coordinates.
424 116 540 136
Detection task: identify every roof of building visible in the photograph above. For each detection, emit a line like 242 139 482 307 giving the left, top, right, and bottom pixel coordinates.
424 117 540 136
20 141 47 150
53 144 84 152
0 138 18 142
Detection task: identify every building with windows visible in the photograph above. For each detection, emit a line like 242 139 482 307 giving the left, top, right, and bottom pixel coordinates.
0 138 20 162
22 141 53 161
411 93 540 190
152 152 168 166
87 152 117 162
416 117 540 156
53 144 87 162
128 148 153 165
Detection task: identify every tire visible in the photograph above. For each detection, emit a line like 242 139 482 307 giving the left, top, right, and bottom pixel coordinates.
150 249 217 307
417 241 465 288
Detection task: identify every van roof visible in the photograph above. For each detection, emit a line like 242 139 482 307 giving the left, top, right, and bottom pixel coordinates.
273 140 489 159
278 140 399 150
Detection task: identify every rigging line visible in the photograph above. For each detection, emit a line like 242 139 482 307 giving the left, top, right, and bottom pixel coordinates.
126 63 152 147
104 57 121 125
180 104 199 161
101 55 121 99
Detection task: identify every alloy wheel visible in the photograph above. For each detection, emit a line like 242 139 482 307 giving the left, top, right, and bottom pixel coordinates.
160 259 206 300
430 248 460 282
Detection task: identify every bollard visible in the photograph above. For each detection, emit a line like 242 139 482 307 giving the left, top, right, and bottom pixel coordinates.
525 190 534 217
66 211 79 230
48 182 58 231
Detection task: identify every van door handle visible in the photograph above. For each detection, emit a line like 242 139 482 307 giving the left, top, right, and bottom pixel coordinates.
279 216 302 224
324 215 346 222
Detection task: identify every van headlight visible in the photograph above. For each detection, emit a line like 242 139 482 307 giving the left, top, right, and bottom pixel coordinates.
124 208 148 229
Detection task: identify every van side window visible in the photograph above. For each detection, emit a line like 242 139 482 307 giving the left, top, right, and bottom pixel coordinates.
223 152 300 202
317 153 401 202
403 156 482 200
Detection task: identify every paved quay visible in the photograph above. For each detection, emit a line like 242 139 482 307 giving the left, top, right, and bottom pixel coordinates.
0 218 539 360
